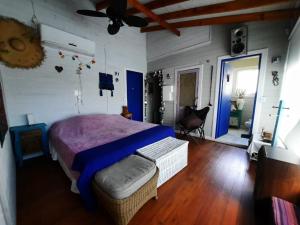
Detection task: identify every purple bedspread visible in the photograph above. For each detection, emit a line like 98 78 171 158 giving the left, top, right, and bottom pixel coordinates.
49 114 157 176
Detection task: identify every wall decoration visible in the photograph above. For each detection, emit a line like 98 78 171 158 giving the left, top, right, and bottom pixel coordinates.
114 71 120 82
58 51 95 75
0 17 45 69
271 56 281 64
55 66 63 73
272 71 279 86
0 82 8 147
57 51 96 114
99 73 114 97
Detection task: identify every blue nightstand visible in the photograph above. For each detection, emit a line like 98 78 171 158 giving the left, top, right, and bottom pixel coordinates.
10 123 49 167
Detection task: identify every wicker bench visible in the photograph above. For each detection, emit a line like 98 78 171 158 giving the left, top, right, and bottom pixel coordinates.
92 155 158 225
137 137 188 187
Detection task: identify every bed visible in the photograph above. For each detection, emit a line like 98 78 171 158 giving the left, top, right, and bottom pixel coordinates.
49 114 174 209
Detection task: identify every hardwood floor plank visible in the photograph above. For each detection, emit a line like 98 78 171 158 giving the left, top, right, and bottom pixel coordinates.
17 140 257 225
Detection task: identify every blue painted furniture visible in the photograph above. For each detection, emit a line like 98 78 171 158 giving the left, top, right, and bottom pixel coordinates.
229 110 243 128
10 123 48 167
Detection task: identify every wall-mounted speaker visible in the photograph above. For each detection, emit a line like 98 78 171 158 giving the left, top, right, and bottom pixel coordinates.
231 26 247 56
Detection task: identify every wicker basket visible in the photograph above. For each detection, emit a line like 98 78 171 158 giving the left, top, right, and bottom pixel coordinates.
137 137 188 187
92 169 159 225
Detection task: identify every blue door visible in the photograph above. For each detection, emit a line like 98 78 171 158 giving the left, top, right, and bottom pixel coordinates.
216 61 233 138
127 70 143 121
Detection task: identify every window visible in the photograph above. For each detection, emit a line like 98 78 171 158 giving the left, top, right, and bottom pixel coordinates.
236 69 259 95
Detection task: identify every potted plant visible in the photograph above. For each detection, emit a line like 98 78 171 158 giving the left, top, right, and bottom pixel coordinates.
236 89 246 110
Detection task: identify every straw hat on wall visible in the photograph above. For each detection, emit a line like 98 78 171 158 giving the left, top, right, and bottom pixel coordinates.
0 17 45 69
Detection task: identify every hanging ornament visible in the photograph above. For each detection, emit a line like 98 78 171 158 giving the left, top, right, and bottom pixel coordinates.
59 51 65 59
57 51 96 74
55 66 63 73
30 0 38 31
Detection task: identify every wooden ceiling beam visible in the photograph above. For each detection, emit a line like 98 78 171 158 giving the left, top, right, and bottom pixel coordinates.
146 0 292 22
96 0 189 14
96 0 109 11
141 9 300 32
128 0 181 36
127 0 189 15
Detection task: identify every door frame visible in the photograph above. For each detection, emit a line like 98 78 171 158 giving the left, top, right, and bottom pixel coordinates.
212 49 268 139
125 69 145 121
174 64 204 122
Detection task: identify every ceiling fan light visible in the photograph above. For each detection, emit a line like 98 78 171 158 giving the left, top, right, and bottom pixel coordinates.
107 23 120 35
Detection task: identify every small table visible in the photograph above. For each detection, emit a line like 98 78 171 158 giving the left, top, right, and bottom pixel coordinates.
137 137 189 187
10 123 48 167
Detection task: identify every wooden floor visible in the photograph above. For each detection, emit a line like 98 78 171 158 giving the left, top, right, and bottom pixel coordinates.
17 140 259 225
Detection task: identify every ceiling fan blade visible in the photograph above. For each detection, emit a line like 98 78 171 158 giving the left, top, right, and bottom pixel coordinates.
123 16 148 28
76 10 107 17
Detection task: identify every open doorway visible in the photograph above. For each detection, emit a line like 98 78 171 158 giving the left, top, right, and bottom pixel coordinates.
215 55 261 147
175 66 203 129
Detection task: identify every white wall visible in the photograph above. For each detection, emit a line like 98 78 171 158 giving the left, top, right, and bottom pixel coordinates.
278 19 300 152
0 0 147 225
147 26 211 62
0 0 147 127
148 21 289 137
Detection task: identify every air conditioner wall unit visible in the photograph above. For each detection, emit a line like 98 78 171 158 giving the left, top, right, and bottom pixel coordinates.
40 24 95 57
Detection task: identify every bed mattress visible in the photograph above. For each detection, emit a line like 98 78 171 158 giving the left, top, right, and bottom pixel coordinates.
49 114 157 179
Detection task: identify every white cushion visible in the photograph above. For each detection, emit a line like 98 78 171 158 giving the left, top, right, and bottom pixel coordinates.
94 155 156 199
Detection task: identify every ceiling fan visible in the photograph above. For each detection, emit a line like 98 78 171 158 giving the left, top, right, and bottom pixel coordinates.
77 0 148 35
